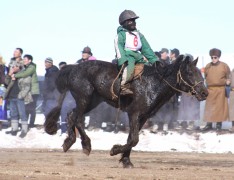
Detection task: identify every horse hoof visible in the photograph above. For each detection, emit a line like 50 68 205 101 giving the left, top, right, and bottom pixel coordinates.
44 125 57 135
62 137 76 152
110 144 121 156
120 157 134 168
83 148 91 156
123 163 134 169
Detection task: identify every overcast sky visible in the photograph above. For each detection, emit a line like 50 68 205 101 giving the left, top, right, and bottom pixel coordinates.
1 0 234 75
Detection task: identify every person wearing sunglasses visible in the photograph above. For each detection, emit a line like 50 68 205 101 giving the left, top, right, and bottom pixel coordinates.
202 48 230 131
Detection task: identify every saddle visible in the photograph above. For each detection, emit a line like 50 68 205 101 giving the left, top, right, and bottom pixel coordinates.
132 63 144 80
110 63 144 100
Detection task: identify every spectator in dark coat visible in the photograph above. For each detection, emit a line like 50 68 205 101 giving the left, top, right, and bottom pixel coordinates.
159 48 170 66
150 48 173 132
177 54 200 130
58 61 76 135
42 57 59 117
76 46 96 64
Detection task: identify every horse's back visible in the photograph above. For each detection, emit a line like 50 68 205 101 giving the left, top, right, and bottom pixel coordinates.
78 60 118 75
59 61 119 101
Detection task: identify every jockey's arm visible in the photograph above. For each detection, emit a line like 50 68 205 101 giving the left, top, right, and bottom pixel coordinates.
139 33 159 64
114 33 127 67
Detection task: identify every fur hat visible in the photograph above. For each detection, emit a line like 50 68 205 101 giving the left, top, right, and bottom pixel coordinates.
209 48 221 57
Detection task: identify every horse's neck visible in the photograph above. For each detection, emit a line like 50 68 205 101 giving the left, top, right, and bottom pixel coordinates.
165 63 181 86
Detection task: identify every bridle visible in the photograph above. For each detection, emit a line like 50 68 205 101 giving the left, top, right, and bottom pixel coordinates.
163 68 204 96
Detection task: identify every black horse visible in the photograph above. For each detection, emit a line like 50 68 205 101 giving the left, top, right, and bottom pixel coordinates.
44 55 208 168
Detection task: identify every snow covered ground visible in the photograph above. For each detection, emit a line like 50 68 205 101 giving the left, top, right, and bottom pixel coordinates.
1 114 234 154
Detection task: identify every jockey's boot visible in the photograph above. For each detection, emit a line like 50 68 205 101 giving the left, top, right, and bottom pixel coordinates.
120 84 133 96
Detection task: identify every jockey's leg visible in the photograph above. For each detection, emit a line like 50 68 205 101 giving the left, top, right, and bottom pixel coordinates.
120 60 135 95
126 60 135 82
110 112 139 168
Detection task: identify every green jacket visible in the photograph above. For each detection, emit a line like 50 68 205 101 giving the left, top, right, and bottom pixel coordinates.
14 63 40 95
114 26 158 67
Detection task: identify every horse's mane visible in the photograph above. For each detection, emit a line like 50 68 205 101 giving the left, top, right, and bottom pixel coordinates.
143 57 183 79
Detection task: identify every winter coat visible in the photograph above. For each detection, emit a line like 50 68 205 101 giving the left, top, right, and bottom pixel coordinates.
0 65 8 85
4 74 33 104
229 69 234 121
8 58 24 69
14 62 40 95
114 26 158 67
203 61 230 122
159 57 170 67
42 65 59 100
18 76 33 104
76 56 96 64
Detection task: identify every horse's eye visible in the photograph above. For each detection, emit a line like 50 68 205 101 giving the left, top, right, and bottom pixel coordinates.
188 72 193 76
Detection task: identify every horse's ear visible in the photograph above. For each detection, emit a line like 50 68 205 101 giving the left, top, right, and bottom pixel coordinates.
192 57 198 66
183 56 190 64
177 55 184 62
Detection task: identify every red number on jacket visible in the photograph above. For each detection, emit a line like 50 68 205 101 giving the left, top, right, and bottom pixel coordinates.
134 36 138 47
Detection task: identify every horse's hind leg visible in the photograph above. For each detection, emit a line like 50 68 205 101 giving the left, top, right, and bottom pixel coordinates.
63 110 77 152
62 107 91 155
75 101 92 155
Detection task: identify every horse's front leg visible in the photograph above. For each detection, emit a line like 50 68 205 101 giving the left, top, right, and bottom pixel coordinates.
118 117 148 168
110 112 139 168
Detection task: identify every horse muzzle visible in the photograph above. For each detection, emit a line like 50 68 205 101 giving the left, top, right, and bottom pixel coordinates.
194 88 208 101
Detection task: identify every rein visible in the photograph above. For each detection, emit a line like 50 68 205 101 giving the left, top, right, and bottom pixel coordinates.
110 64 125 100
163 68 204 95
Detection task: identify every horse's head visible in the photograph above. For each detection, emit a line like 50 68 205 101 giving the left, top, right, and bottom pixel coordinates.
178 55 208 101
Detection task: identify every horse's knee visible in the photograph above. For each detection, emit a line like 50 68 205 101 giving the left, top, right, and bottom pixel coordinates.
130 136 139 147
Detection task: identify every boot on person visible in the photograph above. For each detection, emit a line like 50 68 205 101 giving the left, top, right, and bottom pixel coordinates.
229 121 234 132
120 83 133 96
5 120 19 136
216 122 222 132
201 122 212 131
19 121 28 138
104 122 114 132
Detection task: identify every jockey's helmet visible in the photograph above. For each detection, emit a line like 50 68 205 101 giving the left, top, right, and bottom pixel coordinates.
119 10 139 25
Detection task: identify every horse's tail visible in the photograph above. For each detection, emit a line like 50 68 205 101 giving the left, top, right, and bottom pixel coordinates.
56 65 73 94
44 65 73 135
44 92 66 135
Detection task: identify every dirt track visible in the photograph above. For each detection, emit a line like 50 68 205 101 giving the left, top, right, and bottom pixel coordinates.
0 149 234 180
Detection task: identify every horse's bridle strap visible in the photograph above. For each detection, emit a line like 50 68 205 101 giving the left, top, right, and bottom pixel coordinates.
163 69 204 96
